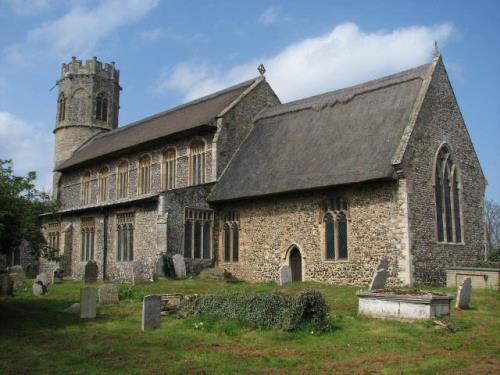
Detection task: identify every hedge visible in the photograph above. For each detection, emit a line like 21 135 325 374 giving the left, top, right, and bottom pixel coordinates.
185 290 332 332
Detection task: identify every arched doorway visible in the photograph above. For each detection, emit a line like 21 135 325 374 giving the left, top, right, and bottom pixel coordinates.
289 246 302 282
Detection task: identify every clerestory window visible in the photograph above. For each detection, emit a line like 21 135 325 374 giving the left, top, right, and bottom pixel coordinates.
189 139 205 185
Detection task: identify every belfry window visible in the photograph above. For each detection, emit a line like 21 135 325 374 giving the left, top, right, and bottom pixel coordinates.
434 145 462 243
138 155 151 195
80 171 91 205
222 211 240 262
81 217 95 261
162 147 176 190
96 93 108 122
117 160 129 199
184 208 213 259
117 213 134 261
58 94 66 121
324 198 349 261
189 139 205 185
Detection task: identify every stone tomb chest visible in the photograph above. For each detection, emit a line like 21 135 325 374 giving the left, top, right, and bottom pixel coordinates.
357 290 452 321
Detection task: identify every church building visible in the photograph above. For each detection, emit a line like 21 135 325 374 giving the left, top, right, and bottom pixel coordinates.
41 53 486 286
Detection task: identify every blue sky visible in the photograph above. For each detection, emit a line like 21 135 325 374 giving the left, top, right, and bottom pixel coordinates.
0 0 498 201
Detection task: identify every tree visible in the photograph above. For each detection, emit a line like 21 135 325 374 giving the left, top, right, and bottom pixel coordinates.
485 200 500 261
0 159 60 262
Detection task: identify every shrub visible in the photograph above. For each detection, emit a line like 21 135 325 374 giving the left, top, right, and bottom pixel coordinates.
118 284 134 300
185 290 331 332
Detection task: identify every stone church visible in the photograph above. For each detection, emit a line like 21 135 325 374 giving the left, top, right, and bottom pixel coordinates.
40 53 486 285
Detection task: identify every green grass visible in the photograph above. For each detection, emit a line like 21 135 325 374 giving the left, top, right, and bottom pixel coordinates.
1 279 498 374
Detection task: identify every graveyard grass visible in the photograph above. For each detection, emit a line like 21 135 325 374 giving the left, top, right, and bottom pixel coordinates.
0 279 498 374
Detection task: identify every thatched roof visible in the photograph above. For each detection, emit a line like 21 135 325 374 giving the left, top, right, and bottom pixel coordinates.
208 63 432 202
56 78 258 171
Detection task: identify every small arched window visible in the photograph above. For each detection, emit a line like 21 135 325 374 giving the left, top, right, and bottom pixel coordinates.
80 171 91 205
117 161 129 199
138 155 151 195
434 145 462 243
96 92 108 122
222 211 239 262
324 198 349 261
98 166 109 202
58 93 66 121
162 148 176 190
189 139 205 185
223 223 231 262
232 223 239 262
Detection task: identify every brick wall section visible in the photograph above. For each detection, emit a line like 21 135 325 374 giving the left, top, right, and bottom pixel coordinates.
215 181 408 286
401 59 486 284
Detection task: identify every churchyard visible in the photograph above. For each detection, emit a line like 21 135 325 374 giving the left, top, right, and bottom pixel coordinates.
0 275 498 375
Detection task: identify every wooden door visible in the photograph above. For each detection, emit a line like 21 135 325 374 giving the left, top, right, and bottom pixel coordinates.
289 247 302 282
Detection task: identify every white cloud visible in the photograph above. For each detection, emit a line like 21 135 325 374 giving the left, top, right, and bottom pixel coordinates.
0 111 53 192
258 7 281 25
4 0 51 15
140 27 164 41
157 22 454 103
4 0 159 61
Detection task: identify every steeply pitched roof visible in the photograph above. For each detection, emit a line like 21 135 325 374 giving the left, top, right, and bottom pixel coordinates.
56 78 259 171
208 63 433 202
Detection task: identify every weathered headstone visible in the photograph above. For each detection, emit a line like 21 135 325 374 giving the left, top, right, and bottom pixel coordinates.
279 265 292 286
132 263 145 285
84 261 98 284
64 303 80 314
155 256 166 278
98 284 119 305
455 277 472 309
0 274 14 296
172 254 186 279
80 287 97 319
368 259 389 291
32 280 47 296
142 295 161 331
53 268 64 284
9 272 25 290
36 272 50 287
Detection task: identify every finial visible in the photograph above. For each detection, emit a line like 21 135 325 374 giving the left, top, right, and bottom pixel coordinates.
257 63 266 76
434 40 440 57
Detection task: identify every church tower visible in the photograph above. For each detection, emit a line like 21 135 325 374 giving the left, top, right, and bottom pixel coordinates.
53 56 120 196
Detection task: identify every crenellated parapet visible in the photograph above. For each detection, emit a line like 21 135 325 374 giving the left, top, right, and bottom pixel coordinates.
61 56 120 81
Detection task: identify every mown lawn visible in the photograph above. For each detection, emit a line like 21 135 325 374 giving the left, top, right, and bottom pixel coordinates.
0 278 498 374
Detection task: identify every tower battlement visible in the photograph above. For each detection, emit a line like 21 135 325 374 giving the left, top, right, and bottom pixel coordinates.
61 56 119 81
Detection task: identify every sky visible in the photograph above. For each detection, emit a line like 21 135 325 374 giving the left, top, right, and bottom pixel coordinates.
0 0 498 201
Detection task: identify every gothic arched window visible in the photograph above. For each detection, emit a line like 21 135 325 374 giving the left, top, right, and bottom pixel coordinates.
324 198 349 260
117 160 129 199
189 139 205 185
58 93 66 121
138 155 151 195
434 145 462 243
222 211 239 262
96 92 108 122
162 147 176 190
223 223 231 262
98 166 109 202
232 223 239 262
80 171 91 205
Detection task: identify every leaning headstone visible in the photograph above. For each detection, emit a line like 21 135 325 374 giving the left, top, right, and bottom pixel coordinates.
98 284 119 305
456 278 472 309
53 268 64 284
84 261 98 284
172 254 186 279
64 303 80 314
142 295 161 331
155 256 166 278
279 265 292 286
80 287 97 319
32 280 47 296
36 272 50 287
368 259 390 291
0 274 14 296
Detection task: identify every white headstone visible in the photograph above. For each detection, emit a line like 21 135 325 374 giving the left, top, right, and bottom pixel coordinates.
80 287 97 319
279 265 292 286
98 284 119 305
368 259 389 291
142 295 161 331
172 254 186 279
455 278 472 309
36 272 50 287
32 280 47 296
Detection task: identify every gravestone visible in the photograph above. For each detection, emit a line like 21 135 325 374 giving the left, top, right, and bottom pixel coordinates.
455 278 472 309
279 265 292 286
84 261 98 284
53 268 64 284
32 280 47 296
368 259 389 291
0 274 14 296
98 284 119 305
9 272 25 290
142 295 161 331
80 287 97 319
132 263 145 285
36 272 50 288
172 254 186 279
155 256 166 278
